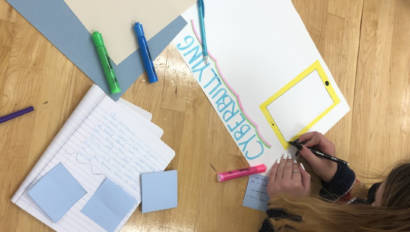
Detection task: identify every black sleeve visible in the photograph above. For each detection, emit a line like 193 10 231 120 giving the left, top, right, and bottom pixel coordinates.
259 208 303 232
319 162 356 201
259 218 275 232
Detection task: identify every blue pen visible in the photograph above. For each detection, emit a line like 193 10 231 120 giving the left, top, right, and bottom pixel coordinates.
133 22 158 83
197 0 208 62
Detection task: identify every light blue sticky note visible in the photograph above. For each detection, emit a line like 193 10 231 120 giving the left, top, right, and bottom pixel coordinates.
141 170 178 213
81 178 137 232
242 174 269 212
28 163 86 222
6 0 187 100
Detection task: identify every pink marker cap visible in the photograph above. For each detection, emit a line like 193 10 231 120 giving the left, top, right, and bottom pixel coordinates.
253 164 267 172
217 164 267 182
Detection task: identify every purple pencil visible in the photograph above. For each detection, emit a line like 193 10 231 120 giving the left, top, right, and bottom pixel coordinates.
0 106 34 124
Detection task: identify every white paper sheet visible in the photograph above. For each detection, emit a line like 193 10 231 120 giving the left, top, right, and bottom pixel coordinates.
65 0 195 64
173 0 350 170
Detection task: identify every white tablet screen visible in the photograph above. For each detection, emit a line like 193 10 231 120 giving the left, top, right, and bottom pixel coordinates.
267 70 333 141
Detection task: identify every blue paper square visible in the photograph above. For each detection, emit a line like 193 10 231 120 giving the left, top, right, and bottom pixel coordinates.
141 170 178 213
28 163 87 222
81 178 137 232
242 174 269 211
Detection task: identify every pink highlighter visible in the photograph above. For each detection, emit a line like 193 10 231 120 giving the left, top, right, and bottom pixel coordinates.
217 164 267 182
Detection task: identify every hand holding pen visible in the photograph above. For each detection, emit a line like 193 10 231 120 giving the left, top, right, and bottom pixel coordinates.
291 132 341 182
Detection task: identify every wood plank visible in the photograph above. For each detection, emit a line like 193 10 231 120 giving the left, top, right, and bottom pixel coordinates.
350 0 410 180
292 0 364 163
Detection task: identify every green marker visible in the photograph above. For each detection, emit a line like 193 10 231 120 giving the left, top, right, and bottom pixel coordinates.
91 31 121 94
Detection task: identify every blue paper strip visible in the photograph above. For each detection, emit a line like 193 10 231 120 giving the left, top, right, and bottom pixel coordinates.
242 174 269 212
6 0 187 100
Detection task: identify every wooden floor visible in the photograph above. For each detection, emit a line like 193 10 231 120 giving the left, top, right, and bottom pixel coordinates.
0 0 409 231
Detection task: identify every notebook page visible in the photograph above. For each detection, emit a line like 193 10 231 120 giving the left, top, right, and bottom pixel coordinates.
118 98 152 121
12 85 155 203
12 85 105 202
12 85 160 231
16 96 175 232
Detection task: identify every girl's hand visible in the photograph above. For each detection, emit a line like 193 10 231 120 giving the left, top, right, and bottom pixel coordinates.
267 158 311 199
298 132 338 182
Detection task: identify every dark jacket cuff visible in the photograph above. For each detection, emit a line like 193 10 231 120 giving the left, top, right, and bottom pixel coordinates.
259 218 275 232
259 208 303 232
319 163 356 201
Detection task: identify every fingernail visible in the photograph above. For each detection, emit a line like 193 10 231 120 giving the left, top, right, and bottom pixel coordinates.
293 160 297 164
300 163 306 171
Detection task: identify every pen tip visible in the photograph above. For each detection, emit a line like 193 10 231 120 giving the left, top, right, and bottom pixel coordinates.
204 56 208 64
289 140 302 150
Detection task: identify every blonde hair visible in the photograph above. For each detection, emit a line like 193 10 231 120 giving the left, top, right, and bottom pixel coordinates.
269 163 410 232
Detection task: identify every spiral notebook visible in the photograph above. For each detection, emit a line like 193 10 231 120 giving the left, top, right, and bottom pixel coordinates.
11 85 175 232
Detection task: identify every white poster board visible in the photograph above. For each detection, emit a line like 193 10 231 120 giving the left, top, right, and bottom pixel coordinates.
173 0 350 172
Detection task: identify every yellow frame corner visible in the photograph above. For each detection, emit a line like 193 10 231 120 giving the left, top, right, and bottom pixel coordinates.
260 60 340 149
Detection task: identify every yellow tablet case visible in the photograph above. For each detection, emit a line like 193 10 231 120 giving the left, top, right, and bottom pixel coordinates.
260 60 340 149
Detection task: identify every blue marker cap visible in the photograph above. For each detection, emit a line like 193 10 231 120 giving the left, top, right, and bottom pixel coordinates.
133 22 158 83
134 22 144 36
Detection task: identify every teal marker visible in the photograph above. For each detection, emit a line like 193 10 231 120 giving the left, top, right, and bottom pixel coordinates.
197 0 208 63
91 31 121 94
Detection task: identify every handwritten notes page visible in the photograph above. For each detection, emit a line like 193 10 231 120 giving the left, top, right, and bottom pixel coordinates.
173 0 350 171
242 175 269 211
12 85 174 232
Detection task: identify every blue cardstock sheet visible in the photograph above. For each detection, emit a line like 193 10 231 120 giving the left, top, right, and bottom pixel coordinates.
141 170 178 213
242 174 269 212
6 0 187 100
81 178 137 232
28 163 87 222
